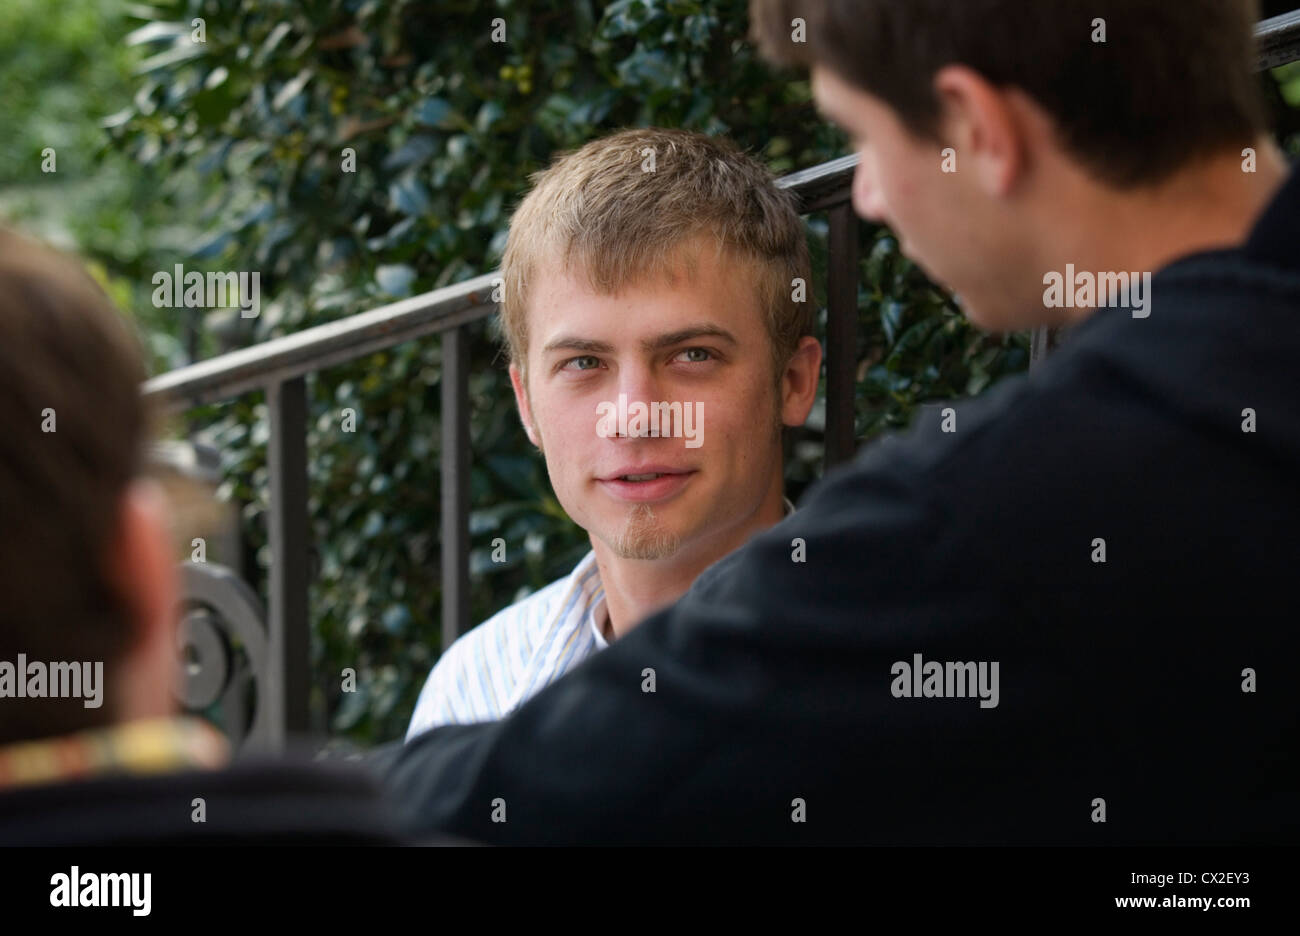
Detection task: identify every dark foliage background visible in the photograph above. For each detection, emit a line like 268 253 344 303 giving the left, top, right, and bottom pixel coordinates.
5 0 1299 745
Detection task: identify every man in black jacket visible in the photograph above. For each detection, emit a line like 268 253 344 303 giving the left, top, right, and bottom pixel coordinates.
376 0 1300 844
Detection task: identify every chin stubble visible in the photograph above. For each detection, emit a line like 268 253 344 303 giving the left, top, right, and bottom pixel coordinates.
611 502 681 560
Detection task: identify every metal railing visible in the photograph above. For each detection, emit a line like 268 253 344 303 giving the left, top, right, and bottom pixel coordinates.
146 11 1300 750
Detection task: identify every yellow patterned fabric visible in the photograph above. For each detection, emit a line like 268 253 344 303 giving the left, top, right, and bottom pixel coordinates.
0 717 228 792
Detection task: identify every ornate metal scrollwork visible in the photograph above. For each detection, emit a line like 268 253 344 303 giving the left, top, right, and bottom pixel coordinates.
175 562 271 753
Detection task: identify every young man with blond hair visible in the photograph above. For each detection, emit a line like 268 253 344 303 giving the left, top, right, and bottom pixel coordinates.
406 128 821 738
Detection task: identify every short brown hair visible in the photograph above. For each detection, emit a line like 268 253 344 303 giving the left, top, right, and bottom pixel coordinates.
0 231 150 745
751 0 1267 187
501 128 813 379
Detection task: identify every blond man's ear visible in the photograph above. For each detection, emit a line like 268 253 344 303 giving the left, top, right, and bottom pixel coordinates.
508 364 542 449
781 335 824 428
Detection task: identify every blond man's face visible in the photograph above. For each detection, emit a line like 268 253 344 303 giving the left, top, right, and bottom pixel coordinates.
511 241 790 563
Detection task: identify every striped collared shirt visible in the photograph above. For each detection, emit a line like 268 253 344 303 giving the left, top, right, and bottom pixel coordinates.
405 498 796 741
406 550 608 740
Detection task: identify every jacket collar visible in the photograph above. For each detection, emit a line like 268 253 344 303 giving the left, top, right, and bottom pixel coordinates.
1243 161 1300 273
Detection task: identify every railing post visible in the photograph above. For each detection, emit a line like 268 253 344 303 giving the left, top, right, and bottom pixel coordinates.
1029 326 1058 373
266 376 311 750
441 326 471 651
824 203 861 470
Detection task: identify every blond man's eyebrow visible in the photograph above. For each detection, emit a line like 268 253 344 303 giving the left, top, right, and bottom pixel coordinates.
541 325 738 356
541 336 616 355
642 325 738 351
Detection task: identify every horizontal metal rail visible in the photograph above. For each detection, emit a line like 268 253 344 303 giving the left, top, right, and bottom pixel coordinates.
778 153 858 213
1257 8 1300 70
144 270 502 408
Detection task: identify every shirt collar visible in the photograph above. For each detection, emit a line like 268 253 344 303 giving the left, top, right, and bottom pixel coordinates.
589 594 611 650
552 551 609 650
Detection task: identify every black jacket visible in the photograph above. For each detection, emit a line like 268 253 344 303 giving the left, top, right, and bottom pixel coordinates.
375 166 1300 845
0 757 404 845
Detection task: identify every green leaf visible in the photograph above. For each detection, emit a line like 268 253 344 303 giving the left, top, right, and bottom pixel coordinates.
475 100 504 134
414 96 454 128
375 264 417 297
387 176 430 216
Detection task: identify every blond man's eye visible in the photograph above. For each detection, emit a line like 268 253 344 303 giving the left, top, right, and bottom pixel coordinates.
677 348 712 363
563 355 601 371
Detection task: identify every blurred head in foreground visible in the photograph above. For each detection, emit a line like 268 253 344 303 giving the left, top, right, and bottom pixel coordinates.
0 229 180 748
0 241 411 843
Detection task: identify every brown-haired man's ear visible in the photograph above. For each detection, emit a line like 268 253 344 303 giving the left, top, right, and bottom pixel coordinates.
932 64 1028 198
